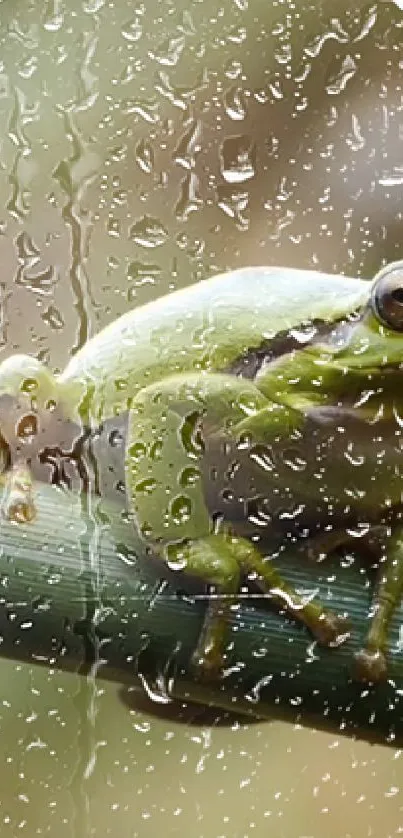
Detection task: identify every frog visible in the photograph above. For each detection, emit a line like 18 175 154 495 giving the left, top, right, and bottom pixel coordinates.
1 260 403 684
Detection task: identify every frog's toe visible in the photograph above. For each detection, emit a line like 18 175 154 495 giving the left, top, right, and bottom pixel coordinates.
5 495 36 523
313 611 350 647
353 648 388 683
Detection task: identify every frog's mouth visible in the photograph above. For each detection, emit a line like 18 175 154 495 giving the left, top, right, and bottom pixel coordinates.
322 301 403 374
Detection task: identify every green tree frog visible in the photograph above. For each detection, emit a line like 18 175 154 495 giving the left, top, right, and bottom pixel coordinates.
1 261 403 684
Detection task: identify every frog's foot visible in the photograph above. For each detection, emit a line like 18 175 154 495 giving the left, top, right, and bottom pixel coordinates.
2 462 36 523
353 647 388 683
312 611 350 647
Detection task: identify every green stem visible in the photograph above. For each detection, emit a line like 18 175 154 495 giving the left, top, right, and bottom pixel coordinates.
0 480 402 743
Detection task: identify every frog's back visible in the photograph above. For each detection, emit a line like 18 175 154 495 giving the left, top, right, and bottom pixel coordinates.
60 266 367 421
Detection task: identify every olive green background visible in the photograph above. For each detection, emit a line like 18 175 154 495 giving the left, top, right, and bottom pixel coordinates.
0 0 402 835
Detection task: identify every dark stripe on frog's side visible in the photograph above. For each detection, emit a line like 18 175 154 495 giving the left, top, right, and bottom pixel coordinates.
225 317 352 379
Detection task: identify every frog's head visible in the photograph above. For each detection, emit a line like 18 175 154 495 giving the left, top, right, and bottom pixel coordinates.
310 261 403 409
0 355 75 475
338 260 403 364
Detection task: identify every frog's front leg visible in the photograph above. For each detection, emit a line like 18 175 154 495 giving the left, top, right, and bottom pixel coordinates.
0 354 65 521
125 372 348 679
353 528 403 683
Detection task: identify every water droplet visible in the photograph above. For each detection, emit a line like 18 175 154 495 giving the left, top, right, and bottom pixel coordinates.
21 377 38 394
227 26 246 45
224 59 243 80
15 263 58 296
175 9 195 35
174 118 202 170
149 440 163 461
353 5 378 42
149 35 185 67
16 230 40 266
32 595 51 612
109 429 124 447
274 42 292 67
340 554 355 569
135 478 157 495
251 647 267 659
0 74 9 98
43 0 64 31
155 68 208 111
107 145 127 164
246 498 272 527
278 504 306 521
121 16 143 42
289 324 319 344
116 543 137 566
170 494 192 525
217 184 249 230
175 172 203 221
249 445 275 472
304 20 349 58
180 411 204 458
135 138 154 174
126 260 161 289
224 86 247 121
17 55 38 79
326 55 357 96
166 542 188 572
219 134 256 183
344 448 365 466
179 466 201 488
8 21 38 50
41 305 64 330
83 0 105 12
122 97 159 124
282 449 307 472
107 217 120 238
268 79 284 101
245 674 273 704
236 392 262 417
378 168 403 187
137 671 172 704
16 413 37 442
346 113 365 151
129 216 168 248
128 441 147 461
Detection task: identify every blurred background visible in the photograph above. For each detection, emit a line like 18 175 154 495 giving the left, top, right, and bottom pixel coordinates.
0 0 402 835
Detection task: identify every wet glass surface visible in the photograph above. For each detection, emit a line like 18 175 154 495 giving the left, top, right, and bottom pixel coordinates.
0 0 403 835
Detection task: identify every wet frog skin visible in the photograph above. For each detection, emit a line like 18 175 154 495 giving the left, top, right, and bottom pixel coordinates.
1 261 403 683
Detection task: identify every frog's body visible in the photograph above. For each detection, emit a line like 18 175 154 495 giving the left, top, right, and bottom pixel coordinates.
58 266 368 422
2 262 403 683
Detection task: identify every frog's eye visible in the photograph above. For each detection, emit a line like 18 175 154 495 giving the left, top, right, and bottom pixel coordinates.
371 262 403 332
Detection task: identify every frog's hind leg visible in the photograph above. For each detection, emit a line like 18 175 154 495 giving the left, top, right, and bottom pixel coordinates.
126 373 349 679
126 372 266 677
300 524 403 683
353 528 403 683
